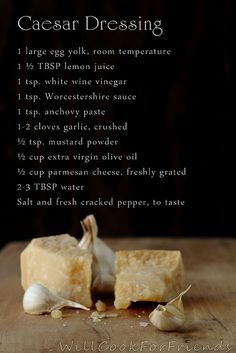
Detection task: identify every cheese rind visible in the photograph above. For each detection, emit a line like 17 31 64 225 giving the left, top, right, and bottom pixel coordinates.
114 250 185 309
20 234 93 307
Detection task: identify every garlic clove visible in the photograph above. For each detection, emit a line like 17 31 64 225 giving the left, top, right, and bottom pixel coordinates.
149 304 185 331
23 283 89 315
93 273 115 293
78 214 99 252
50 297 89 311
78 214 115 293
149 285 191 331
79 219 93 250
92 237 115 292
166 284 191 313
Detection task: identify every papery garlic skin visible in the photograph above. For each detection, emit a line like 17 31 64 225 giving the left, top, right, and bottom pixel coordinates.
23 283 89 315
92 237 115 292
79 214 115 293
149 285 191 331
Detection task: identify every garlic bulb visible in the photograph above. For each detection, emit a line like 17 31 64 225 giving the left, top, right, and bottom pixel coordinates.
23 283 90 315
149 284 191 331
79 214 115 293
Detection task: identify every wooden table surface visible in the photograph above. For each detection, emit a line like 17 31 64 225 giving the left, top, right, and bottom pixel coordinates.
0 238 235 353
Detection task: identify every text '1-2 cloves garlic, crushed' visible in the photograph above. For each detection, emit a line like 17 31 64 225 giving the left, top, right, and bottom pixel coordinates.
149 285 191 331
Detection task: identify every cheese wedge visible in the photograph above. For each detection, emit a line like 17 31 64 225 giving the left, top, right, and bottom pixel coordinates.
114 250 185 309
20 234 93 307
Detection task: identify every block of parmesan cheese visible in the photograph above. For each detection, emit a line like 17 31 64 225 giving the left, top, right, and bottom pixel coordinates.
114 250 185 309
21 234 93 308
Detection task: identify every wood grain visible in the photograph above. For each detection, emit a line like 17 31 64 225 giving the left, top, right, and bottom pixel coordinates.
0 238 235 353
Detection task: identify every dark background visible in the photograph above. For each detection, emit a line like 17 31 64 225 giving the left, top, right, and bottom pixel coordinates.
1 0 234 248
